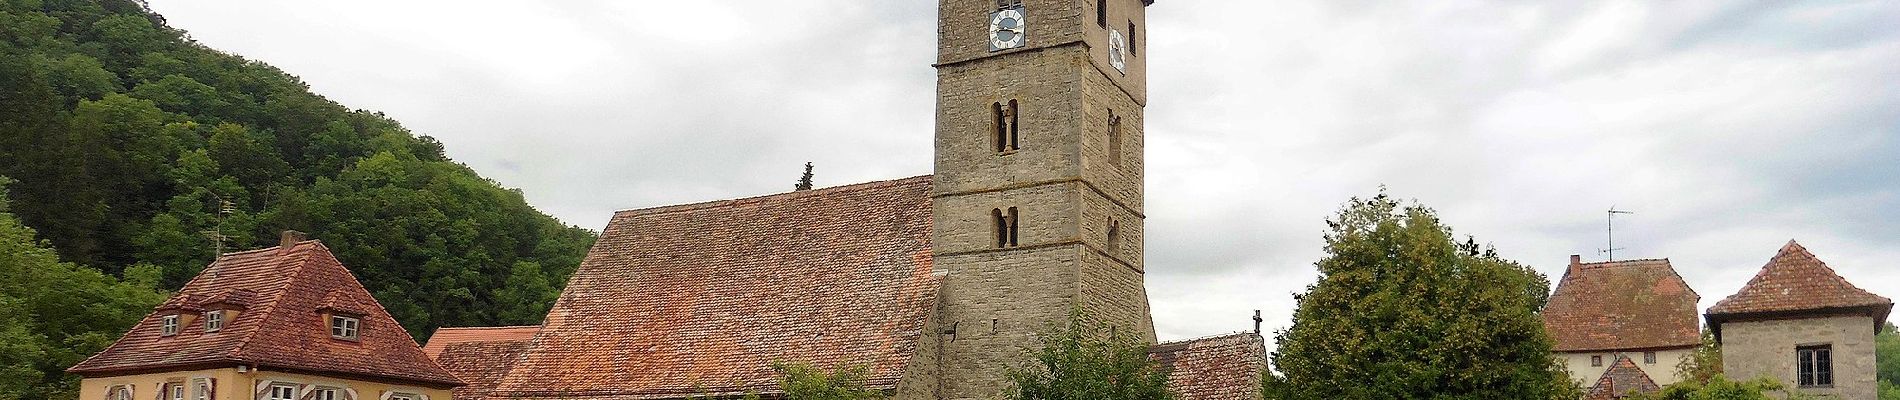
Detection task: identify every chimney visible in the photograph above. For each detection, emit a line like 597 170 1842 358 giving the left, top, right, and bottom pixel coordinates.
1567 254 1583 277
280 230 308 248
1252 310 1263 334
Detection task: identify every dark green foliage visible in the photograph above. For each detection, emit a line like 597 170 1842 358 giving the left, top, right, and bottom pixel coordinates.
0 0 592 365
771 362 881 400
1005 310 1175 400
795 162 814 191
1676 329 1723 385
1880 322 1898 400
0 177 169 400
1269 192 1579 399
1631 374 1814 400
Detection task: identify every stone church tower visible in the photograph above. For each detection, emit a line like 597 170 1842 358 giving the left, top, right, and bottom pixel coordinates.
930 0 1156 398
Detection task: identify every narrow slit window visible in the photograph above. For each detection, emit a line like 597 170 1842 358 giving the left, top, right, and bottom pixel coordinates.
1004 100 1020 151
1006 207 1020 247
993 208 1008 248
1107 110 1123 167
1106 219 1120 252
993 102 1008 152
1096 0 1108 28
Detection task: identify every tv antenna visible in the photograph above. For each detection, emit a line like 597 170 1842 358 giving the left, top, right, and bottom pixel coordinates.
198 193 235 256
1598 207 1634 261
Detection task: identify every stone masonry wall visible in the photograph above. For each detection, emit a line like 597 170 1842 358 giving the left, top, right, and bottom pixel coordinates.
1720 315 1878 399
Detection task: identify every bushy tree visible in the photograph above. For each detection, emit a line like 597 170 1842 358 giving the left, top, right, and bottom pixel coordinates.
1630 375 1815 400
771 362 880 400
1879 322 1898 400
1270 192 1578 399
1005 310 1174 400
1677 329 1723 385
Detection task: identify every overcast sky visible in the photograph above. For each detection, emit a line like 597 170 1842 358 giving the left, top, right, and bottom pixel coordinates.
145 1 1900 345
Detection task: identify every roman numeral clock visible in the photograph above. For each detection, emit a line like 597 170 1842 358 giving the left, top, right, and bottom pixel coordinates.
989 2 1025 51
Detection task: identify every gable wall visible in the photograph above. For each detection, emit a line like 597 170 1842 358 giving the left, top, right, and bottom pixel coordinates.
1719 315 1877 399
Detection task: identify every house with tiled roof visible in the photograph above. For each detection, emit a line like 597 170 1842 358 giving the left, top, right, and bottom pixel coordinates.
69 232 462 400
1541 255 1700 390
420 326 539 400
427 0 1264 398
1582 354 1661 400
1705 240 1893 399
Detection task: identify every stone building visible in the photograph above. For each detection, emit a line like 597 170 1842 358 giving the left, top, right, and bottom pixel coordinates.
67 232 463 400
1541 255 1700 391
1705 240 1893 399
424 0 1266 399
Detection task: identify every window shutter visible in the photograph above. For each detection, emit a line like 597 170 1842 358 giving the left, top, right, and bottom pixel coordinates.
415 394 428 400
377 391 392 400
205 379 217 400
341 388 358 400
297 385 317 400
254 381 274 400
156 383 168 400
105 385 121 400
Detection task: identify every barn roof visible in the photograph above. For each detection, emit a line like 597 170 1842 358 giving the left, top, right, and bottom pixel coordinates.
489 176 939 399
1542 256 1701 352
68 239 462 387
1706 241 1891 329
425 326 540 400
1149 333 1267 400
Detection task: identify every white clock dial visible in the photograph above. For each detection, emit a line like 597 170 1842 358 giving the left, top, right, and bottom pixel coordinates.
989 8 1026 51
1108 29 1127 73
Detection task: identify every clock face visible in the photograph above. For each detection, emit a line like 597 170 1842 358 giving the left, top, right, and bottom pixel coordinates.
1108 29 1127 73
990 8 1026 51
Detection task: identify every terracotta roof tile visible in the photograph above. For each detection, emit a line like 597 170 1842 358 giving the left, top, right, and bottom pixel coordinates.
1706 241 1893 327
425 326 540 400
1542 257 1701 352
490 176 938 399
67 241 463 387
1149 333 1267 400
1583 355 1660 399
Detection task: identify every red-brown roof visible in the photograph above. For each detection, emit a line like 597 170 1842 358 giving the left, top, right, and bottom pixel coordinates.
425 326 541 400
68 241 463 387
490 176 939 399
1149 333 1267 400
1583 354 1660 399
1542 257 1701 352
1706 241 1893 328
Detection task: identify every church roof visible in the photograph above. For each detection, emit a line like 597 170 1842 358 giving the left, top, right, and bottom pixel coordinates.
1149 333 1268 400
1583 354 1660 399
68 239 463 387
1542 257 1701 352
1706 240 1892 326
490 176 939 399
425 326 540 400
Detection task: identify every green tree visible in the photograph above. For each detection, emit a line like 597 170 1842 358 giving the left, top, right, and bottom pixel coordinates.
1269 192 1578 399
1005 310 1174 400
1677 329 1723 385
1879 322 1898 400
771 362 881 400
0 176 167 400
1631 374 1813 400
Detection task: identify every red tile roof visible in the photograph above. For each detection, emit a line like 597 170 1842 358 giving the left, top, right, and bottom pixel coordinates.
1542 257 1701 352
1149 333 1267 400
425 326 540 400
489 176 938 399
67 241 463 387
1706 241 1892 331
1583 354 1660 399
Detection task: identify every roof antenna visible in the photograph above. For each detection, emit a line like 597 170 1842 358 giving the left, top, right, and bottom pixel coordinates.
1598 207 1634 261
198 193 235 278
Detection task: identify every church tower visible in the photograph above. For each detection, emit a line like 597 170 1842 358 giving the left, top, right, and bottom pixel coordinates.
930 0 1155 398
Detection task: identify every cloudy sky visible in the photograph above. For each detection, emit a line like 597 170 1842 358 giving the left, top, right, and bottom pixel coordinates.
145 1 1900 345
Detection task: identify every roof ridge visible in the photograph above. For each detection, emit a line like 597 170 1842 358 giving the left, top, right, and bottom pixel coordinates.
1156 331 1260 346
613 175 930 217
435 325 542 331
224 241 318 361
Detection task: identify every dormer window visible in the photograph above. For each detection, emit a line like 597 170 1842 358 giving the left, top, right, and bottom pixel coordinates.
161 315 180 336
330 315 359 340
204 311 223 332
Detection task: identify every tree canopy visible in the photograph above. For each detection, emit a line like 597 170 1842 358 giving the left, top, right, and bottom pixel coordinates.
1005 310 1175 400
1268 192 1578 399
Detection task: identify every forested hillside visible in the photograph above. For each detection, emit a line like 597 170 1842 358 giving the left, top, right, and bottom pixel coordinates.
0 0 593 386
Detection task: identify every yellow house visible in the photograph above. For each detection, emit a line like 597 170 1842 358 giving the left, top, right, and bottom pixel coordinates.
67 232 462 400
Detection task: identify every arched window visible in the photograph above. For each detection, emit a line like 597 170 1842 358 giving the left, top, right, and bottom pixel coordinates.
993 100 1020 153
1106 218 1121 253
993 207 1020 248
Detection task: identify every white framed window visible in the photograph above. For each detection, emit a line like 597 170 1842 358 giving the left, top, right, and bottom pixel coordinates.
330 315 359 340
311 388 339 400
112 385 134 400
169 382 185 400
267 384 297 400
204 311 223 332
191 378 211 400
161 315 180 336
